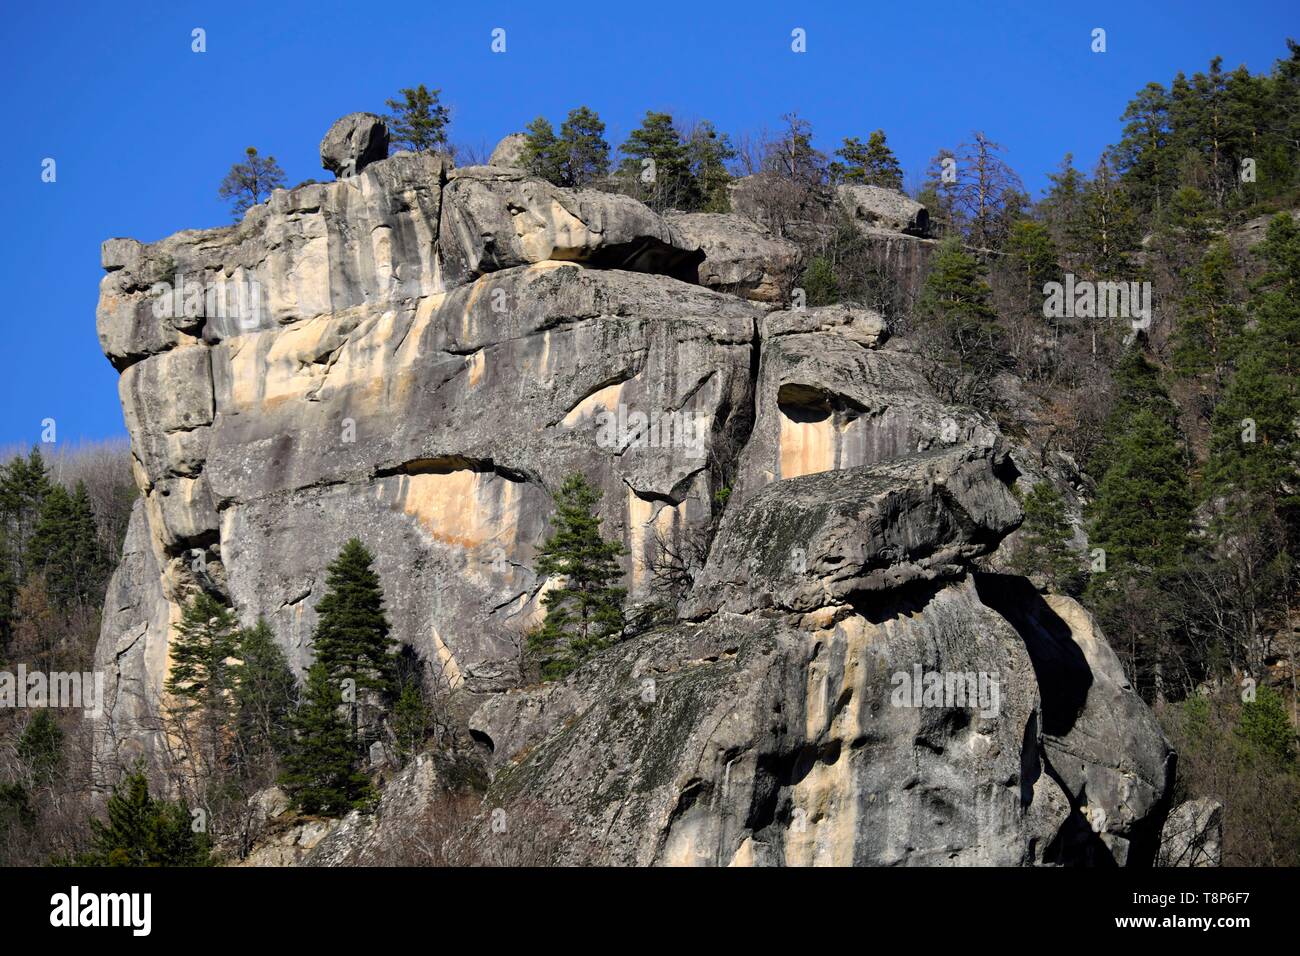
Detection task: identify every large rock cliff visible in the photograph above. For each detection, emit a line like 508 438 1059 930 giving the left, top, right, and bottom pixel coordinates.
92 127 1173 864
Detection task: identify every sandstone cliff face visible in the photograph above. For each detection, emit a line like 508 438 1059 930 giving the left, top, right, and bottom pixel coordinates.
93 136 1172 864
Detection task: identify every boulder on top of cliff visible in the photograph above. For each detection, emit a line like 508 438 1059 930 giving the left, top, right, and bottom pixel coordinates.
837 184 929 237
666 211 802 303
488 132 528 168
439 166 705 285
723 175 929 241
320 112 390 179
765 302 889 347
684 444 1021 620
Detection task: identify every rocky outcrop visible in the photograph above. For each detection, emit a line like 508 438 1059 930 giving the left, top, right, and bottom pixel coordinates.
685 445 1020 619
320 112 389 179
93 500 170 766
93 116 1174 866
461 580 1171 866
667 212 801 303
93 139 754 766
837 184 929 237
457 453 1172 866
1157 798 1223 867
439 166 705 285
724 175 937 314
730 303 997 506
488 132 528 168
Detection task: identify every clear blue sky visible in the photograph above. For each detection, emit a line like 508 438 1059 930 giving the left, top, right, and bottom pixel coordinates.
1 0 1294 446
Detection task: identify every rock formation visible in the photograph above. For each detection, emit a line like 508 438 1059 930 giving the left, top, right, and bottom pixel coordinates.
1157 797 1223 866
666 212 801 303
92 115 1175 865
487 132 528 169
837 183 930 236
319 112 390 179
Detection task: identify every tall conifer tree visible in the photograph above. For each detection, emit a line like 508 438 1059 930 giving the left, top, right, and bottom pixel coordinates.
312 538 397 747
280 662 372 815
527 474 627 680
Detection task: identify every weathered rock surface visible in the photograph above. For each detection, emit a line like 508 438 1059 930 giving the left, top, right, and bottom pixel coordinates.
1157 797 1223 867
461 574 1171 865
685 446 1020 620
488 132 528 168
837 184 930 237
440 166 704 286
320 112 390 179
730 304 999 507
240 815 337 866
93 500 170 766
94 116 1176 866
724 175 938 317
93 140 754 766
667 212 801 303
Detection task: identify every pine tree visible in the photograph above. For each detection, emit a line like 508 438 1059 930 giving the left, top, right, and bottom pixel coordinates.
1171 238 1243 398
217 147 286 219
684 120 735 212
1005 221 1059 295
311 538 397 747
1086 396 1193 699
915 236 1004 406
1074 155 1142 289
27 480 104 610
384 84 451 153
619 111 692 210
1089 345 1180 478
527 474 627 680
521 116 565 185
1115 81 1174 215
558 106 610 187
17 708 63 786
1198 214 1300 670
1038 153 1087 269
833 130 903 190
1003 220 1061 377
280 662 372 816
391 679 432 767
801 256 840 306
233 618 297 770
947 132 1025 250
766 112 827 186
919 148 959 237
1110 44 1300 221
69 481 103 586
165 591 240 776
1235 686 1296 770
167 592 239 713
1088 404 1192 581
1205 213 1300 547
1154 185 1219 280
1010 482 1083 594
80 771 211 866
26 483 73 599
0 448 53 583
